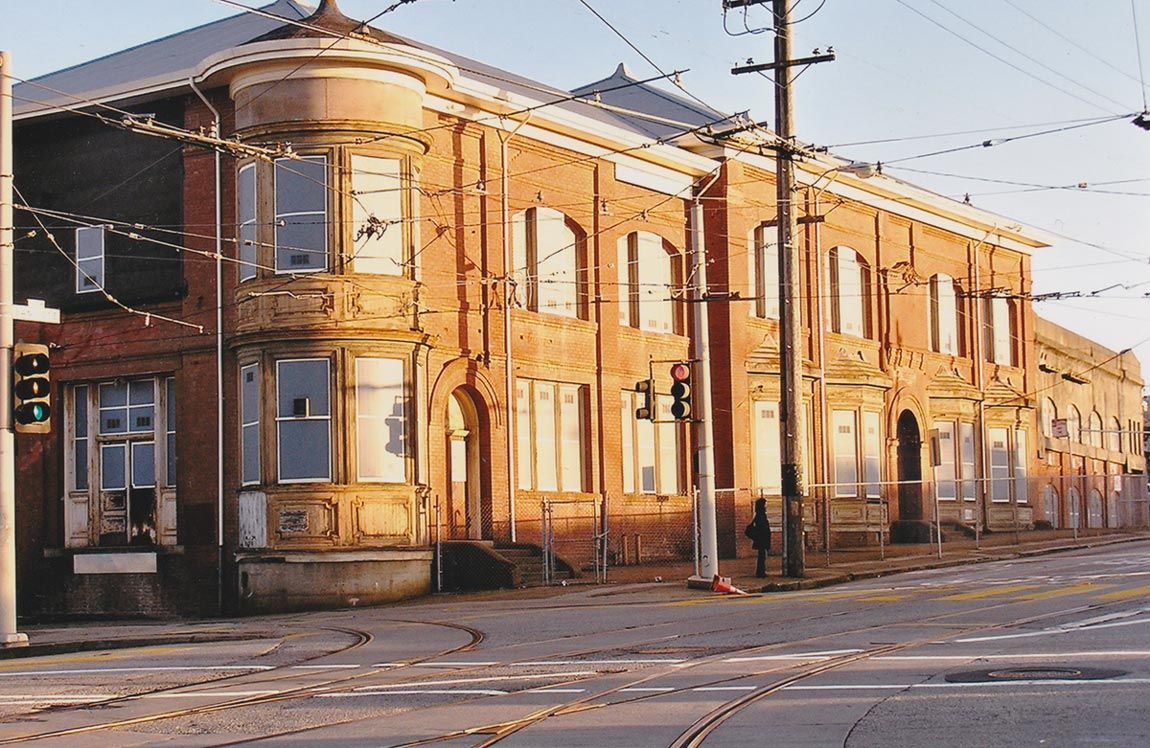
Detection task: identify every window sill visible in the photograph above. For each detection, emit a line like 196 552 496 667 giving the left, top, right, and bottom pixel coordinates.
44 545 184 558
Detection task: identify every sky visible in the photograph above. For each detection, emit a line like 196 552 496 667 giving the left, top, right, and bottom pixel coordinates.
3 0 1150 372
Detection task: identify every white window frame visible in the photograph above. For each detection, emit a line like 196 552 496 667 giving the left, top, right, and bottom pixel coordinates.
989 427 1011 502
832 409 859 497
929 273 958 355
748 224 779 320
240 363 260 486
862 411 882 499
933 420 957 500
517 379 587 493
513 207 579 318
75 226 105 294
622 389 680 495
829 246 866 337
350 155 405 276
274 155 328 274
618 232 676 334
984 295 1013 365
275 358 332 483
959 421 977 502
355 357 408 483
237 162 258 282
752 400 781 493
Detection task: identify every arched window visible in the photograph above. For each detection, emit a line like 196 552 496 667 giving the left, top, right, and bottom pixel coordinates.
1068 486 1081 528
929 273 959 354
1040 397 1057 438
1108 416 1122 452
618 231 678 334
1088 411 1103 448
512 207 582 318
829 246 869 338
748 223 779 320
1067 405 1081 443
1087 488 1104 528
1042 484 1059 528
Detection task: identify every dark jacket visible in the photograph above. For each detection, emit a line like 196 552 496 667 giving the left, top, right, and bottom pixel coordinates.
745 509 771 551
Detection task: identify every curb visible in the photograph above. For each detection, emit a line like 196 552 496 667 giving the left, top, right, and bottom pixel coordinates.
0 632 272 660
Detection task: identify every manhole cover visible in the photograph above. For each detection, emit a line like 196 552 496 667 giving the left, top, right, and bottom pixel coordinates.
945 665 1127 683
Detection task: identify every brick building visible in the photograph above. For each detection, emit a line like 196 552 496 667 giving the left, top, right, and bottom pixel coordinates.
10 0 1140 616
1033 318 1146 529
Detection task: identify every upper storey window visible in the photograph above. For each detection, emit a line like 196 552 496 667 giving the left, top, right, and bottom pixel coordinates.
274 156 328 274
618 231 677 334
983 295 1016 365
929 273 960 355
238 164 258 282
75 226 105 294
748 223 779 320
829 246 869 338
350 155 404 275
512 207 581 318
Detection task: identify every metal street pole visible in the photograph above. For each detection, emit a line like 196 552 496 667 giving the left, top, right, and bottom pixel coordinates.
773 0 806 578
689 198 719 582
0 51 29 647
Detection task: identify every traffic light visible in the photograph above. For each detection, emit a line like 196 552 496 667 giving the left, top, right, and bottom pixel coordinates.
13 343 51 433
670 362 692 420
634 378 655 421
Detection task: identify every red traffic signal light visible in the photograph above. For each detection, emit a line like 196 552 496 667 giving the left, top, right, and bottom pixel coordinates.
670 362 692 420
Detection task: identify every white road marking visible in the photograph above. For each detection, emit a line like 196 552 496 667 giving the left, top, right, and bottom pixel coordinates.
352 671 597 691
693 686 757 692
520 659 685 666
725 649 863 662
784 678 1150 691
0 666 273 677
140 690 281 699
527 688 586 693
415 661 500 667
877 651 1150 661
372 663 408 668
290 664 361 670
317 689 509 697
958 617 1150 643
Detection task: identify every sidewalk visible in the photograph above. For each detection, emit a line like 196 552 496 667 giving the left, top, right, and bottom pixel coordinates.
5 530 1148 658
605 528 1150 594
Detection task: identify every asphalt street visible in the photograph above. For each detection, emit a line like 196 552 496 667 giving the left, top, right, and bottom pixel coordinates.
2 540 1149 746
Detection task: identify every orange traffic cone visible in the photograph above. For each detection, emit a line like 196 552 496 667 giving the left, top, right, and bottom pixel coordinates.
711 575 748 595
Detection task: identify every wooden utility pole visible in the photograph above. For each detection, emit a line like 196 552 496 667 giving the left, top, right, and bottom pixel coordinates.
730 0 833 577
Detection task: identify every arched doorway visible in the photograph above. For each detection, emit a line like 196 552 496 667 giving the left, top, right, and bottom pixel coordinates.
447 389 483 540
896 410 923 522
1043 484 1060 528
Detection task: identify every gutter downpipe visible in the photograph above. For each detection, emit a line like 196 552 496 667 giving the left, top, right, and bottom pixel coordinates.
972 236 987 549
498 113 530 543
189 79 225 613
812 191 831 564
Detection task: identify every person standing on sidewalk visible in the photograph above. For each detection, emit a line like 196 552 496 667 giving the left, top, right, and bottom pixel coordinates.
745 498 772 578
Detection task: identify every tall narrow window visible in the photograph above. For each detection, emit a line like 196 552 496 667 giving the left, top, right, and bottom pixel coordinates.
929 274 958 354
1088 411 1103 448
618 232 676 333
1013 429 1028 505
350 155 404 275
274 155 327 273
1108 417 1122 452
829 247 866 337
984 295 1013 365
73 385 89 491
240 364 260 486
832 410 859 497
622 390 680 495
1067 405 1081 443
989 427 1010 502
656 395 679 495
518 380 586 493
356 358 406 482
620 392 635 493
1041 397 1057 438
862 412 882 499
276 359 331 482
75 226 105 293
959 421 976 502
512 208 579 317
237 163 257 282
934 421 957 500
748 224 779 320
165 377 176 486
752 401 781 493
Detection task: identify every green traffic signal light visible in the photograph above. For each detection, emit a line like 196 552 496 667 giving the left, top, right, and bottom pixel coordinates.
13 343 52 433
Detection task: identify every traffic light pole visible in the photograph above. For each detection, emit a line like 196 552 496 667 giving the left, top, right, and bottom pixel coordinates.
0 51 28 647
687 198 718 584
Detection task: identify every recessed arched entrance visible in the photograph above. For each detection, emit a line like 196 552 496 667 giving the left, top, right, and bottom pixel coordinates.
896 410 924 522
447 389 484 540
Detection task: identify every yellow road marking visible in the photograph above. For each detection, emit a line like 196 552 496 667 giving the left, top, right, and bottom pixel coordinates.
865 595 907 602
1095 585 1150 601
939 584 1042 601
1016 583 1109 601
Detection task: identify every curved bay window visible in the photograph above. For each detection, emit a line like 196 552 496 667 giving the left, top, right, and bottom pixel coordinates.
235 148 418 282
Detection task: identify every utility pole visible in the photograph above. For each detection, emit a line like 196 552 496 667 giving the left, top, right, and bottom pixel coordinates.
1 50 29 647
730 0 833 577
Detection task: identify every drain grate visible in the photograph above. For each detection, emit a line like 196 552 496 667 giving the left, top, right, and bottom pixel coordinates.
945 665 1127 683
